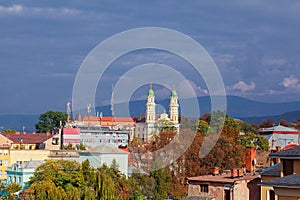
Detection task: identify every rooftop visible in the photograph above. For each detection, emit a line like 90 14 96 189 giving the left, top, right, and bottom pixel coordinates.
262 173 300 188
188 173 259 184
270 145 300 159
87 144 128 154
259 125 299 134
1 132 55 144
260 163 281 177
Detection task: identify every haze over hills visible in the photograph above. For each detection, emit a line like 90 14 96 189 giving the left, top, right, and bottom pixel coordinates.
1 95 300 132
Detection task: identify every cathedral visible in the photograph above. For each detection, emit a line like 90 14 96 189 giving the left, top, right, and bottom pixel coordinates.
136 84 180 141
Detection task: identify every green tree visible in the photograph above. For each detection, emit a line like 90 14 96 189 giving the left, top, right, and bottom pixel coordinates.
197 119 209 135
35 111 67 133
5 183 22 200
150 168 172 200
3 129 17 133
239 132 269 151
29 160 84 199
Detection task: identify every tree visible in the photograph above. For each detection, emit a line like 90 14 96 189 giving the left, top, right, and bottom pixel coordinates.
35 111 67 133
29 160 84 200
5 183 22 200
3 129 17 133
197 119 209 135
150 168 172 200
258 119 274 128
239 132 269 151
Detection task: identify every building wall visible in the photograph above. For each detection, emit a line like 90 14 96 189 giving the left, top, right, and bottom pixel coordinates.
188 180 257 200
10 150 49 165
275 187 300 200
187 184 200 196
293 160 300 174
44 134 60 150
101 154 128 176
0 135 12 146
278 196 300 200
208 184 227 200
0 147 10 179
261 175 279 200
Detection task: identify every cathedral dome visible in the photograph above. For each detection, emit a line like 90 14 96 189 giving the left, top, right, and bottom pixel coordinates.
148 88 154 97
171 90 177 98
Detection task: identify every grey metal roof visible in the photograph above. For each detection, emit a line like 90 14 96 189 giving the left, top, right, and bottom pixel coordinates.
262 173 300 188
259 125 299 133
88 144 128 154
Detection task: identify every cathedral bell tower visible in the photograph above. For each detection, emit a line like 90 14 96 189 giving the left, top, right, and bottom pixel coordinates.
146 83 156 124
169 89 179 124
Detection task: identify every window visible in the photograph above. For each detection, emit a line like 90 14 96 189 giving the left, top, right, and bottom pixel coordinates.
0 150 2 155
4 160 8 166
224 190 231 200
0 170 2 177
18 177 21 183
200 184 208 193
52 138 59 145
3 150 8 155
267 190 275 200
282 159 293 176
0 160 2 166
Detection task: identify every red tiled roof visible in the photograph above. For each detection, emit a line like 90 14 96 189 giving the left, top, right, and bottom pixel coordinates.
82 116 135 123
282 143 298 150
1 132 54 144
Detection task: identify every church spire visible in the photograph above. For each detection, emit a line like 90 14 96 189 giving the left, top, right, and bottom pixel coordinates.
169 86 179 124
146 83 156 124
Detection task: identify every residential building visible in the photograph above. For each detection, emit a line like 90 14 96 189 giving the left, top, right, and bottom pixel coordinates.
10 150 49 169
187 170 260 200
0 132 60 150
48 144 128 176
0 132 59 179
62 128 80 146
261 145 300 200
259 125 299 149
0 145 10 180
6 160 44 189
79 126 129 148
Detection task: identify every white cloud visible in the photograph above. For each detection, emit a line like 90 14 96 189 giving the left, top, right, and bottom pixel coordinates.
281 75 300 89
0 4 81 16
228 81 256 93
0 4 23 14
261 57 287 66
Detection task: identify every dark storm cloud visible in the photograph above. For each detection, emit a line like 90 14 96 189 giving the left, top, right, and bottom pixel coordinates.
0 0 299 113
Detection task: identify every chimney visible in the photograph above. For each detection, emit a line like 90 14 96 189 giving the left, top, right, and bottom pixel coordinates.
245 146 256 173
231 168 244 178
211 167 219 176
275 146 281 164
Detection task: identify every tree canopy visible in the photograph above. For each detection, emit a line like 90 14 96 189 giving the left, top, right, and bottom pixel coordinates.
35 111 67 133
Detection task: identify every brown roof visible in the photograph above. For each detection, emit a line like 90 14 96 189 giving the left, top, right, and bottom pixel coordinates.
1 132 54 144
188 173 259 184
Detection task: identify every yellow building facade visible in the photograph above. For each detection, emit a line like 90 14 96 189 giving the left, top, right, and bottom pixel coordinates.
0 145 10 180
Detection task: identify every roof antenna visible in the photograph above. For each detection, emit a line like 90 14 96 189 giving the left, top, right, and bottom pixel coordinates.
111 84 115 117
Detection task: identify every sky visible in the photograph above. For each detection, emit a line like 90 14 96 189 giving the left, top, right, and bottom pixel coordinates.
1 0 300 114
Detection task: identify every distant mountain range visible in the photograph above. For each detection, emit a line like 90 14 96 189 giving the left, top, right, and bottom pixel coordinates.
1 95 300 132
